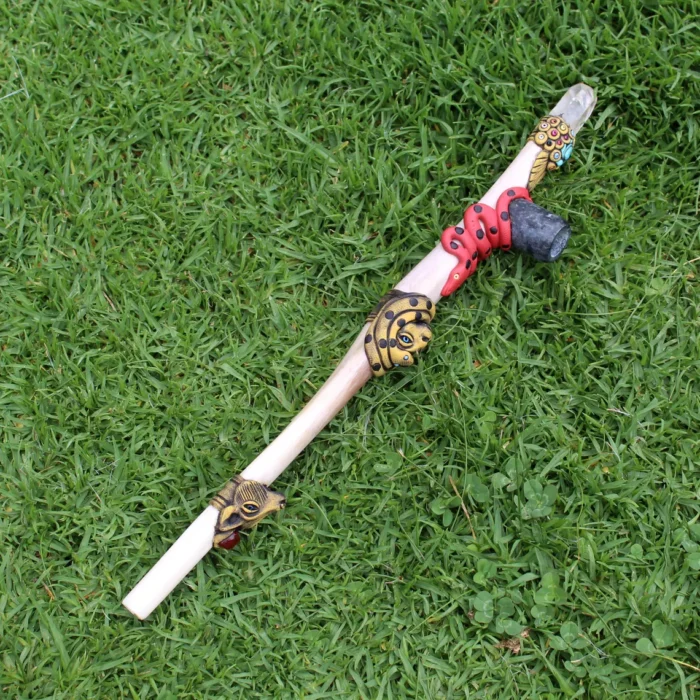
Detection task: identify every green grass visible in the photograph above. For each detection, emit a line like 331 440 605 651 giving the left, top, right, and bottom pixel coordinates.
1 0 699 697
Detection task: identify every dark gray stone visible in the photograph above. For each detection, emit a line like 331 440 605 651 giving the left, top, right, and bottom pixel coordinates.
509 198 571 263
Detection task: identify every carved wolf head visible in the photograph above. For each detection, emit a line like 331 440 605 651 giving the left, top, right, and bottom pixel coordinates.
211 476 286 548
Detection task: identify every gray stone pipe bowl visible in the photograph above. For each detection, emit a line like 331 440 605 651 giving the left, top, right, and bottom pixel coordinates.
509 198 572 263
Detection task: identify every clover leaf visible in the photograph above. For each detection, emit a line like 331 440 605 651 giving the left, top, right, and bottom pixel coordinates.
636 637 656 654
521 479 558 519
472 591 494 624
534 572 566 605
651 621 674 649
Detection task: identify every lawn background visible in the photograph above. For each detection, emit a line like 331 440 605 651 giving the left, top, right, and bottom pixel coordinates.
1 0 699 697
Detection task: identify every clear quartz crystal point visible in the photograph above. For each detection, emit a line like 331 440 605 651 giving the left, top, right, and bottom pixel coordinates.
549 83 597 135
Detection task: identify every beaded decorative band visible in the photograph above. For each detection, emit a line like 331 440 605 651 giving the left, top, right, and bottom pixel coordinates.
439 187 532 297
527 115 575 190
364 290 436 377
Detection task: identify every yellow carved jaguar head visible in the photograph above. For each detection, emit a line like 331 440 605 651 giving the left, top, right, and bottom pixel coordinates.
364 290 436 377
391 322 433 366
211 476 286 547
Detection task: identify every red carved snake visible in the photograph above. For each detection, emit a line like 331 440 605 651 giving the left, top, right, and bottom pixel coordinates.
440 187 532 297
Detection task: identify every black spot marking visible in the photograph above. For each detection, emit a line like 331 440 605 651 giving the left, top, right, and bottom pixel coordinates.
372 363 381 372
397 318 406 328
474 205 482 213
466 260 471 269
507 189 515 196
379 339 387 348
409 297 418 307
500 212 509 221
476 229 484 240
389 339 397 348
427 301 432 310
415 312 422 321
365 334 372 343
450 241 458 250
455 226 464 235
472 252 478 259
385 310 394 319
490 226 498 234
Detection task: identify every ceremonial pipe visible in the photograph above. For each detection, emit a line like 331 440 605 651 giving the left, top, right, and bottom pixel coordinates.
123 84 597 620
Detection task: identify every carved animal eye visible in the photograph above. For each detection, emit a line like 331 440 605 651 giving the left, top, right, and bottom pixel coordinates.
399 334 412 345
242 502 260 514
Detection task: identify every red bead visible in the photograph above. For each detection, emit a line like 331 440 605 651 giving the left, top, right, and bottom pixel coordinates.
218 531 241 550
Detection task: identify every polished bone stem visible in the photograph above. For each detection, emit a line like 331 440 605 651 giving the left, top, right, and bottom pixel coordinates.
123 84 596 620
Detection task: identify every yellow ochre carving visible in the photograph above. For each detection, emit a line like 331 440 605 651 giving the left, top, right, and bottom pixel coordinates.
364 290 436 378
210 476 286 547
527 115 575 191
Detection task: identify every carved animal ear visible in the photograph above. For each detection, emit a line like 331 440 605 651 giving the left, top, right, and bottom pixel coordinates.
217 506 244 532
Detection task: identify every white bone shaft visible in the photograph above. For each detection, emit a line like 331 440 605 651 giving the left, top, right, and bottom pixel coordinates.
123 84 596 620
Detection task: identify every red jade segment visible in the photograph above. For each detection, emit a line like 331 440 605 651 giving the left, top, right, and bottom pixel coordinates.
440 187 531 297
217 531 241 550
